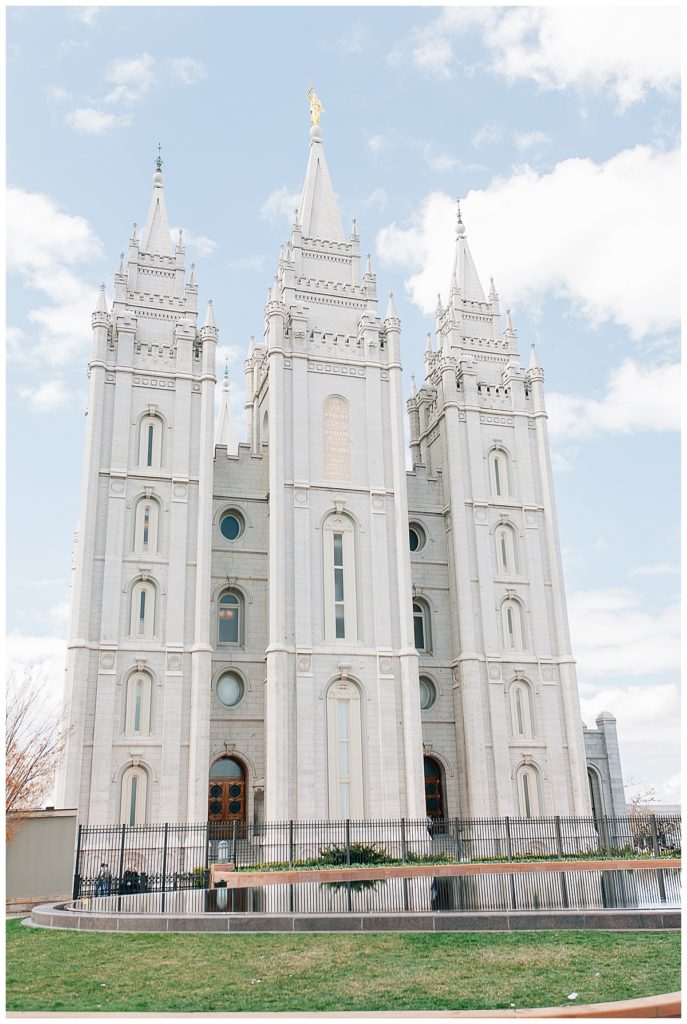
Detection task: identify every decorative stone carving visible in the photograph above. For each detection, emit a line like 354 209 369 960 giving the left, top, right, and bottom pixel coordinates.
297 653 311 672
324 395 351 481
379 658 393 675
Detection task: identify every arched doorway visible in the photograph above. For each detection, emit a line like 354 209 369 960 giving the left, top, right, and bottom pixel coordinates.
424 756 446 823
208 756 246 824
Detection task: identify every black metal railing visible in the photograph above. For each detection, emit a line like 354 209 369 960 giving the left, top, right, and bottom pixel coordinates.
72 814 681 899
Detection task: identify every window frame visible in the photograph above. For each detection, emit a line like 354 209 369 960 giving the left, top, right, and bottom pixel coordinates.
217 589 244 646
129 580 157 640
413 599 432 654
323 515 358 642
120 765 148 825
138 415 163 470
124 671 152 736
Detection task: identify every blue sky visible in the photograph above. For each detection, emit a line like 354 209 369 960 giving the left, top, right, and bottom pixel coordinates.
6 5 681 803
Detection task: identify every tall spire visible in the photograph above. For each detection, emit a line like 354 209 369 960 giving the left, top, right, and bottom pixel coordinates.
450 199 486 303
215 362 238 455
140 147 173 256
298 88 345 242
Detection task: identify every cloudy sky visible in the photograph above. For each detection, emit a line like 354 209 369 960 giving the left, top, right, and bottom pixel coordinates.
6 5 681 803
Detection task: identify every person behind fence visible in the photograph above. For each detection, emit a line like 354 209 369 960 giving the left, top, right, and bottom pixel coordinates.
95 862 112 896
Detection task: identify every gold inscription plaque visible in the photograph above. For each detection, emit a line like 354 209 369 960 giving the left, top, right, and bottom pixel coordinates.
324 396 350 480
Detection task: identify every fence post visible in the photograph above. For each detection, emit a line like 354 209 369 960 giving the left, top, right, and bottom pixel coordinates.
231 820 238 867
453 818 462 862
650 815 667 903
345 819 351 866
554 816 569 908
600 815 611 856
204 821 210 886
288 820 294 869
72 824 83 900
400 818 407 864
116 825 127 911
504 816 516 910
160 822 169 912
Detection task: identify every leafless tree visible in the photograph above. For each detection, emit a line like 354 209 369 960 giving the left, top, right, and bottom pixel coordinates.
6 666 66 838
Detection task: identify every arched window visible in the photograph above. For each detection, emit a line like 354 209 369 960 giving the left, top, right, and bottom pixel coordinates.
516 764 542 818
489 448 510 498
327 679 364 819
217 590 243 645
413 600 432 653
323 514 357 642
510 679 534 738
125 672 152 735
120 765 148 825
129 579 157 640
138 415 163 470
502 597 525 651
495 523 517 575
262 410 269 445
588 767 604 819
133 497 159 555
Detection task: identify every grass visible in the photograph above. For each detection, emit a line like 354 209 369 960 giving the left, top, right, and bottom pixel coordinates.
6 920 680 1013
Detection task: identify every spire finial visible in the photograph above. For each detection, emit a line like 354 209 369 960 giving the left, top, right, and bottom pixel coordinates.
307 83 324 126
352 217 357 236
178 228 183 246
223 357 229 387
156 143 162 172
425 331 433 353
455 197 465 237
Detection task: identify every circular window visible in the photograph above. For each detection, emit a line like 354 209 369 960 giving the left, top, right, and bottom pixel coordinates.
220 510 244 541
409 523 426 552
228 801 241 814
419 676 436 710
216 672 244 707
209 784 222 798
209 801 222 815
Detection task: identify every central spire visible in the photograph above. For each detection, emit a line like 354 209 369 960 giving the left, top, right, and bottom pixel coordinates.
141 148 172 257
298 88 345 243
450 199 486 303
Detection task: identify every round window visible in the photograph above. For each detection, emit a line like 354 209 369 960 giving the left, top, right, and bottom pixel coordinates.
419 677 436 710
409 523 426 552
220 511 244 541
216 672 244 707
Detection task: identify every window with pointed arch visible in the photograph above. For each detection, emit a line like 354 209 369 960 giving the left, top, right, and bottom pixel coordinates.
516 764 542 818
326 679 364 819
413 599 432 653
138 415 163 470
495 523 518 575
488 448 511 498
217 590 244 646
502 597 525 651
120 765 148 825
133 497 160 555
323 514 357 642
510 679 534 738
125 672 153 736
129 580 157 640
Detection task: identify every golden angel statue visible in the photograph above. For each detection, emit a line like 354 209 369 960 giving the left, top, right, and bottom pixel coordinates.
307 85 324 126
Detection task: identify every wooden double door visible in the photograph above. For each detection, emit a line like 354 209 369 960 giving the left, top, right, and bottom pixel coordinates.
208 757 246 824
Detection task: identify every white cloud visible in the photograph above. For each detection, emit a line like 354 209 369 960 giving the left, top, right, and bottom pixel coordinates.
472 122 503 147
550 451 572 474
362 188 390 212
513 130 550 153
66 107 132 134
6 632 67 710
375 144 679 341
19 379 72 413
259 186 301 222
104 53 156 105
547 360 680 439
7 187 104 366
167 57 207 85
568 588 680 677
629 563 680 578
367 134 390 156
422 144 459 172
402 7 680 109
47 85 71 102
338 26 367 54
170 227 216 258
226 256 265 272
72 6 101 26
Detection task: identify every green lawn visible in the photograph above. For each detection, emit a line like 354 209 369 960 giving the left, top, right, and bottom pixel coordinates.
6 920 679 1013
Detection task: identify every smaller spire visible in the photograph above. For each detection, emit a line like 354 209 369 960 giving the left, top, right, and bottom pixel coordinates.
529 343 540 370
505 308 515 333
351 217 358 237
204 298 216 329
385 291 398 321
365 253 374 277
189 263 196 287
270 276 279 303
435 292 443 316
118 252 125 275
95 282 108 314
247 335 254 356
425 331 433 353
489 276 498 299
410 374 417 398
223 358 229 386
131 222 138 242
177 228 184 248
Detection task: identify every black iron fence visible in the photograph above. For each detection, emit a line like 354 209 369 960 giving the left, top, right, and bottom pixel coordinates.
72 814 681 899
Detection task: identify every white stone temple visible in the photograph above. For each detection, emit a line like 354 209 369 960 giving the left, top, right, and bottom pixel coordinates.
56 113 626 827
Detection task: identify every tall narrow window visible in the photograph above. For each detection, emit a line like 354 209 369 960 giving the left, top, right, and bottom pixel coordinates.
323 515 357 642
218 591 243 645
134 497 159 555
120 766 148 825
517 765 541 818
489 449 510 498
327 679 364 819
125 672 152 735
333 533 345 638
510 680 534 738
130 580 156 639
413 600 431 653
502 598 525 651
138 415 162 470
495 524 518 575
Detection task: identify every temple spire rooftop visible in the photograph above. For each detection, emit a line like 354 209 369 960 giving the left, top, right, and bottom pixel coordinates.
298 90 344 242
140 149 173 257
